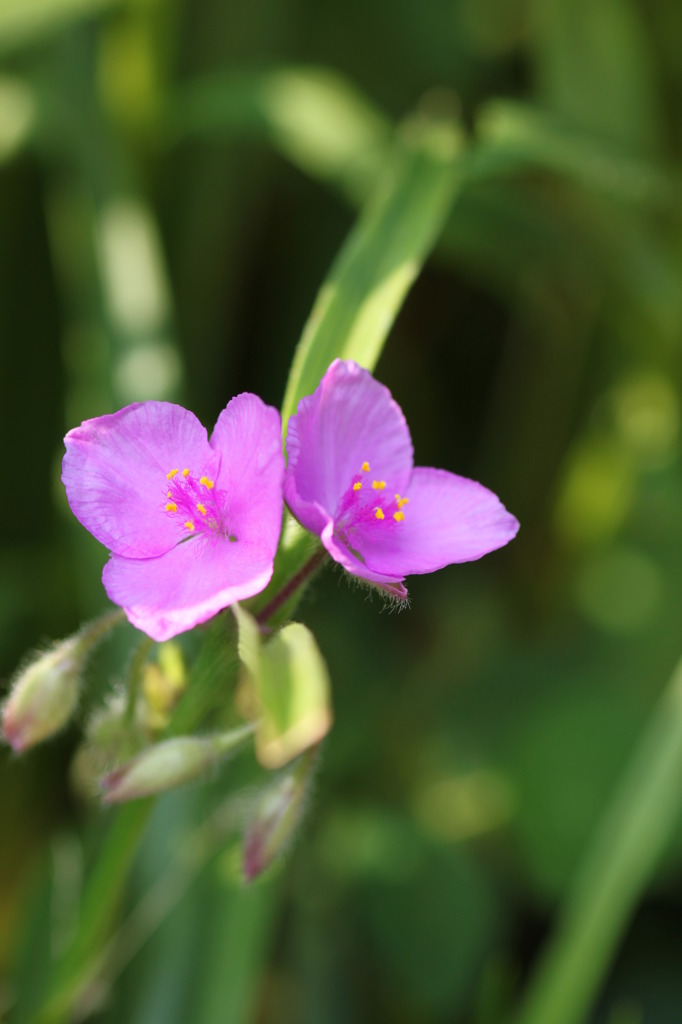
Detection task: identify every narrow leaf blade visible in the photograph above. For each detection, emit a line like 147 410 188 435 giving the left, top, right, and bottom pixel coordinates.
280 114 465 431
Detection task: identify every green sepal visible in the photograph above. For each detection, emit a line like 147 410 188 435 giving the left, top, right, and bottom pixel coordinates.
234 604 333 770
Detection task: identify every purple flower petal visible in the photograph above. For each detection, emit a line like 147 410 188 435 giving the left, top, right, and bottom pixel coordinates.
284 360 519 591
63 394 284 639
62 402 220 558
320 522 406 589
210 393 285 549
285 360 413 535
356 467 520 576
103 536 276 642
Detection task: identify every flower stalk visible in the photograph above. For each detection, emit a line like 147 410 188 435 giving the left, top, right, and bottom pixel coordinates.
124 636 155 726
255 547 328 626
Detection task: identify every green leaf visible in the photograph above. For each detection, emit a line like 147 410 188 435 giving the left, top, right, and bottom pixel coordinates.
234 601 262 682
516 654 682 1024
0 77 36 165
168 66 391 204
471 100 675 208
256 623 332 769
194 871 283 1024
0 0 119 53
280 112 465 432
29 802 151 1024
528 0 662 155
234 606 333 770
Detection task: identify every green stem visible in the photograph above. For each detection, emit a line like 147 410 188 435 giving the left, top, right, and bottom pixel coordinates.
125 636 154 726
79 608 126 645
255 547 328 626
515 655 682 1024
31 802 152 1024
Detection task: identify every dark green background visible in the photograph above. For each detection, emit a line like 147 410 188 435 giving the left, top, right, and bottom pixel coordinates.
1 0 681 1021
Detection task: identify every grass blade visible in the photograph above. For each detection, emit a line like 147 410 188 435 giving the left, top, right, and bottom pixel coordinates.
516 655 682 1024
280 113 464 431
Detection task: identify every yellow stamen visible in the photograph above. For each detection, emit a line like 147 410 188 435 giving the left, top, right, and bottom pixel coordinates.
166 468 179 479
184 520 195 532
374 507 385 520
362 461 370 472
196 503 207 515
165 502 177 513
167 490 172 498
393 511 405 522
397 496 409 509
182 468 190 477
200 476 214 489
372 480 386 490
353 482 362 491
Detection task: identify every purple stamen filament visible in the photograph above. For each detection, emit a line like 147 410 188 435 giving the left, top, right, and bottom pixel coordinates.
164 467 237 541
333 459 409 559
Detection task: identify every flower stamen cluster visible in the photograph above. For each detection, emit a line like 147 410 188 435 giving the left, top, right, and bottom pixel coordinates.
332 459 413 559
164 467 237 541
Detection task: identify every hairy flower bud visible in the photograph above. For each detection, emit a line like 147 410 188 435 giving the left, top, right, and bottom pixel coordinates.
243 749 317 881
101 724 255 803
2 611 123 753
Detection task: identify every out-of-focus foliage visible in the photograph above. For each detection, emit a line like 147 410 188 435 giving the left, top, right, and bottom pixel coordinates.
0 0 681 1021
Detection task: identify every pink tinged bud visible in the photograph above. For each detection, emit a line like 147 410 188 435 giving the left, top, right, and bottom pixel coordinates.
243 750 317 882
2 638 82 752
101 724 255 803
2 611 123 753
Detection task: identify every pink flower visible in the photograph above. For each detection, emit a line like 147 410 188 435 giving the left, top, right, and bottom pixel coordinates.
62 395 284 641
284 360 519 597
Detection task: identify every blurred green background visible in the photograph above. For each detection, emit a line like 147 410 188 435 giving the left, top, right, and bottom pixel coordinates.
1 0 681 1021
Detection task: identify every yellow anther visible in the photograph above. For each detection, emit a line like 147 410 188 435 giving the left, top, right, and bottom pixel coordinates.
372 480 386 490
182 468 190 477
393 511 405 522
374 507 385 521
200 476 214 489
167 490 172 498
167 468 179 479
362 461 370 472
397 496 409 509
196 503 207 515
184 520 195 532
353 482 362 491
165 502 177 513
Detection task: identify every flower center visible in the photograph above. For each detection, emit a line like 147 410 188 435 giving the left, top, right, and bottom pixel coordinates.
163 467 237 541
334 459 408 559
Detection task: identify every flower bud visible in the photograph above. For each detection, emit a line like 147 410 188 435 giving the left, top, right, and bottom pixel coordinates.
2 612 123 753
71 690 148 800
101 724 255 803
3 638 81 752
243 749 317 881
